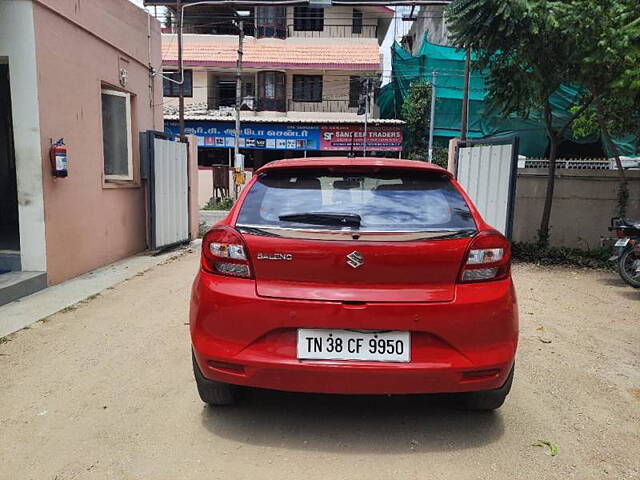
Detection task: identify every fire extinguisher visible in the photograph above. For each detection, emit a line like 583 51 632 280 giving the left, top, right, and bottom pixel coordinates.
50 138 68 178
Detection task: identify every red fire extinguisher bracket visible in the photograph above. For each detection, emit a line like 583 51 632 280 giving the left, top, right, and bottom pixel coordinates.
50 138 68 178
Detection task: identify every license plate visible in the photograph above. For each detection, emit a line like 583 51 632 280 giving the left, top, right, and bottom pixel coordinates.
297 329 410 362
615 238 630 247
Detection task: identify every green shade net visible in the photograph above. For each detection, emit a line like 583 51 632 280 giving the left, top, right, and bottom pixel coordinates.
378 39 638 157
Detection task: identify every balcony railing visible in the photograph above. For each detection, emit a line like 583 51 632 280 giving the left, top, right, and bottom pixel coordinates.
199 97 360 115
160 22 377 40
287 99 358 113
255 24 287 40
286 24 378 39
257 98 286 112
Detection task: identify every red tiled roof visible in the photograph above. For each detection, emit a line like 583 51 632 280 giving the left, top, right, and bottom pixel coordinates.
162 36 381 70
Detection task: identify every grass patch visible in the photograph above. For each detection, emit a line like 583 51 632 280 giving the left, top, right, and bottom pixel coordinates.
58 293 101 315
0 336 11 345
81 293 100 303
198 221 209 238
512 242 612 269
202 197 233 211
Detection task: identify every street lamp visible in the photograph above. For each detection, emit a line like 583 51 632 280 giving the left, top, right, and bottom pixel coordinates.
233 9 251 173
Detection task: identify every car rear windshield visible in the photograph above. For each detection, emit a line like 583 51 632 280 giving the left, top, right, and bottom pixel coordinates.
236 169 476 232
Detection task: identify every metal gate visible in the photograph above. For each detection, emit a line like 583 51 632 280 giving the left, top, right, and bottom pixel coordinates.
456 137 519 238
141 131 189 249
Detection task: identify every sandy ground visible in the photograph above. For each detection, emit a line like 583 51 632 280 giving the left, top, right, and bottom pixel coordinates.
1 251 638 480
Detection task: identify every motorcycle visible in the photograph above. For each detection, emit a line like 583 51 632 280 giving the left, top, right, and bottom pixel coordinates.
608 217 640 288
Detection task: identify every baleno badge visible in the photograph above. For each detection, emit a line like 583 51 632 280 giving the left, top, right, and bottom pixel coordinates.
257 253 293 261
346 251 364 269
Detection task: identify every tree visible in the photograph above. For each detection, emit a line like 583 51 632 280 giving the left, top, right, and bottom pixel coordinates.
571 95 640 216
447 0 593 246
400 80 450 168
401 81 432 157
556 0 640 217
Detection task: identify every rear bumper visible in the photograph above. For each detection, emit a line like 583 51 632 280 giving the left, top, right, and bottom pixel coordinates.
190 272 518 395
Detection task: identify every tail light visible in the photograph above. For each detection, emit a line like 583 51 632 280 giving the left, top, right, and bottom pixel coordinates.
460 231 511 283
201 226 253 278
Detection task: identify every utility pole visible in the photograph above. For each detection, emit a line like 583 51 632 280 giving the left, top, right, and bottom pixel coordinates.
460 47 470 141
357 77 371 157
234 19 244 170
177 0 185 141
363 79 369 157
428 70 437 163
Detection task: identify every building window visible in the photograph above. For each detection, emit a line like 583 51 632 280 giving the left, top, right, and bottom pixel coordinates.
293 7 324 31
163 70 193 97
352 9 363 34
256 7 286 39
257 71 286 111
243 82 255 98
292 75 323 102
349 76 363 107
264 74 276 99
216 80 236 107
101 89 133 181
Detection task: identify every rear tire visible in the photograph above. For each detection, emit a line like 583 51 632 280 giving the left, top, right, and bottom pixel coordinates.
192 352 238 406
618 248 640 288
462 366 514 411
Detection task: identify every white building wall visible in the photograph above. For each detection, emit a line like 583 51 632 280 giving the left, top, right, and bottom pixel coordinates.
163 69 209 108
0 1 47 272
407 5 451 53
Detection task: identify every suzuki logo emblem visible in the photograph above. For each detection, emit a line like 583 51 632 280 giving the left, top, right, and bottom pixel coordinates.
346 251 364 269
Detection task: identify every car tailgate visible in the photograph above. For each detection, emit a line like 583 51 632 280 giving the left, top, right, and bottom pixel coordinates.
244 234 471 302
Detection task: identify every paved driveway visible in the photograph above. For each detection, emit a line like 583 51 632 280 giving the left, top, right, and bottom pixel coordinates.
1 252 638 480
200 210 229 227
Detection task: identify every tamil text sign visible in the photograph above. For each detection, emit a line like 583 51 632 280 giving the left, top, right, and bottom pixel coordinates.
165 121 320 151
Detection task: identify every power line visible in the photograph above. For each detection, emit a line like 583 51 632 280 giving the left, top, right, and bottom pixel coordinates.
158 14 446 21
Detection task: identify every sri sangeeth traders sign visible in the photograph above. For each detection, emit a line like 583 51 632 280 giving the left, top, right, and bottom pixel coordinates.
320 125 403 151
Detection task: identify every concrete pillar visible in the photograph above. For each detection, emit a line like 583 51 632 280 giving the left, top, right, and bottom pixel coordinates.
186 135 199 240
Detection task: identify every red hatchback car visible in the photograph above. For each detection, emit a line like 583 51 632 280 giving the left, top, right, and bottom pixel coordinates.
190 158 518 410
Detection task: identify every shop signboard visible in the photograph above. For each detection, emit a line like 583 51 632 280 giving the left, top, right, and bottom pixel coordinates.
320 125 403 151
165 121 320 151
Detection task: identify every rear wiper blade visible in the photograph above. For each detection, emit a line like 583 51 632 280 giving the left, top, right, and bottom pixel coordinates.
427 229 477 239
278 212 361 228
